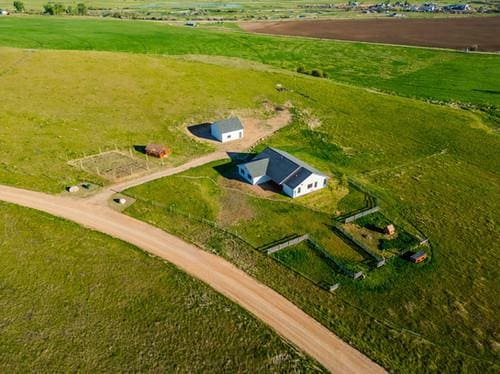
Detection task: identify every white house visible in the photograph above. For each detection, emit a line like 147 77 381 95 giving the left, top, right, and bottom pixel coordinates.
0 9 9 15
210 117 244 143
238 147 328 198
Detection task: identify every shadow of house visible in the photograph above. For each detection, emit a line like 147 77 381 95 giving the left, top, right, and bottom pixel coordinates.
213 159 244 182
133 145 147 154
187 123 217 141
213 152 286 194
257 180 283 194
226 151 255 162
213 158 287 196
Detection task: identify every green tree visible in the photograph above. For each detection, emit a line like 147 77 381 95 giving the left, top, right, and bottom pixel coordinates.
13 0 24 12
42 2 64 15
76 3 87 15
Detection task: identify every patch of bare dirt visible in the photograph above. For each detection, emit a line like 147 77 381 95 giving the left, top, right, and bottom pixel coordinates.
241 17 500 52
185 102 293 152
217 189 255 227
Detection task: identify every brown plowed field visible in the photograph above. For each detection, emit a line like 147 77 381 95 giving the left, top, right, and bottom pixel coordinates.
241 17 500 52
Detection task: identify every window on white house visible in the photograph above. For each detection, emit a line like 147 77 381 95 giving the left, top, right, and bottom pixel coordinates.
323 179 327 186
239 131 242 138
307 183 313 189
297 187 301 194
227 134 231 139
314 181 318 188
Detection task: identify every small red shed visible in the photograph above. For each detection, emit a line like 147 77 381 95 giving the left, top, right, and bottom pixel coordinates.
410 250 427 264
145 144 171 159
384 224 396 236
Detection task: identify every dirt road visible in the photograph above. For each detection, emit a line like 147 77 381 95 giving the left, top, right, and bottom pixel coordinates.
0 184 386 373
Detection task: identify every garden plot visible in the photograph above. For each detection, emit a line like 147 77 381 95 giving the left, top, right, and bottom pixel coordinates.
341 212 421 259
68 151 151 181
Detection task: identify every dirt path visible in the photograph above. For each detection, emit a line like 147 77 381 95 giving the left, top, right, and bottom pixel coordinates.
0 184 386 373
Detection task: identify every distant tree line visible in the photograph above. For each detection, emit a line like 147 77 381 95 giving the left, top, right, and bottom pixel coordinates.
41 2 87 15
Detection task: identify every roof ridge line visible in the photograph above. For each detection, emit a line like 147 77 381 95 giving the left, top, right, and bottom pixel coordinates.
280 165 303 185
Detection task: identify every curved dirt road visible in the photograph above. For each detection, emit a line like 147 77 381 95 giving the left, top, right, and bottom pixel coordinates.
0 184 385 373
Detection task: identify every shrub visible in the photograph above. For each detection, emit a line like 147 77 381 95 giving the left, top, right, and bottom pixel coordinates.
311 69 323 77
76 2 87 15
13 0 24 12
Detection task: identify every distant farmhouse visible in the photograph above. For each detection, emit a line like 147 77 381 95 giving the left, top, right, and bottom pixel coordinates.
0 9 9 15
238 147 328 198
210 117 244 143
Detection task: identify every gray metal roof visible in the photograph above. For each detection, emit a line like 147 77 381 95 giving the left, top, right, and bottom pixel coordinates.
410 250 426 260
282 167 313 189
242 158 269 178
212 117 243 134
243 147 326 187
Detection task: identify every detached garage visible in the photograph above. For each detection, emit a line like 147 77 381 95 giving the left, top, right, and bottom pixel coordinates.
210 117 244 143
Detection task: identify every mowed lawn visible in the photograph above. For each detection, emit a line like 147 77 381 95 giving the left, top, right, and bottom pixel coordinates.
0 47 285 192
124 74 500 371
0 16 499 109
0 202 321 372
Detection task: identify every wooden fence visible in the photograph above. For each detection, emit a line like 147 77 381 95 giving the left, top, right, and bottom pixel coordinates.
333 224 386 268
309 239 364 279
266 234 310 254
344 206 381 223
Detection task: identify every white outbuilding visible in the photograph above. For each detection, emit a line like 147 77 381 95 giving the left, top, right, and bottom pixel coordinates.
238 147 328 198
210 117 244 143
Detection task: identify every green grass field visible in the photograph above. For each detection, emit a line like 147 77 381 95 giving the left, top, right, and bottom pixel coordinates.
0 17 498 111
0 47 289 192
0 202 321 372
0 14 498 373
272 241 342 286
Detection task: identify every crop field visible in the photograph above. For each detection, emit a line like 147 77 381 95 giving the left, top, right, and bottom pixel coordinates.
0 202 320 372
0 14 498 373
242 16 500 51
0 17 499 111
